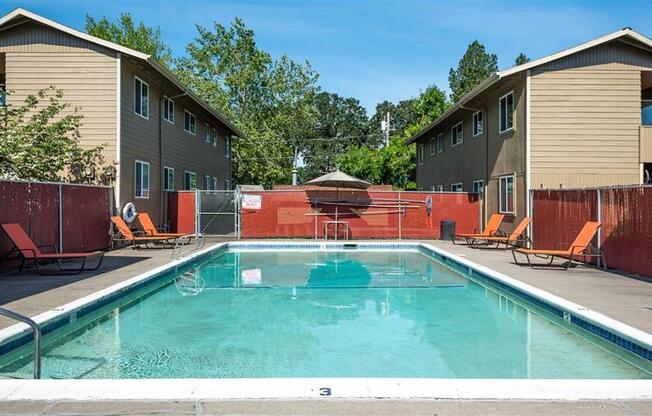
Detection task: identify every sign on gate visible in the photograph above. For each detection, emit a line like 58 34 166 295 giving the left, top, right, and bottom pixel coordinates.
242 194 262 210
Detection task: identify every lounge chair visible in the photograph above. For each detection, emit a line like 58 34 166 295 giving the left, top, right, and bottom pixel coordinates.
469 217 531 249
137 212 192 239
512 221 605 270
0 223 104 275
111 216 177 249
452 214 505 245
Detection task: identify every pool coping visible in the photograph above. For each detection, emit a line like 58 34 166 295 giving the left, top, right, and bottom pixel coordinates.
0 240 651 401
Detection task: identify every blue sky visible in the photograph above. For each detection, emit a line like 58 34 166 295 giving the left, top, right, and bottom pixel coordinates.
1 0 651 112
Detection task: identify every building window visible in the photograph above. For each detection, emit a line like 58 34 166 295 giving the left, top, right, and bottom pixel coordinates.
473 179 484 194
429 137 436 156
499 175 515 214
163 166 174 191
204 123 211 143
225 136 231 158
134 160 150 198
417 143 424 165
212 128 218 146
499 91 515 133
212 177 218 190
451 183 463 192
184 171 197 190
184 110 196 135
204 174 211 190
642 100 652 125
224 179 231 190
134 77 149 119
451 122 463 147
473 111 484 137
437 133 444 153
163 98 174 124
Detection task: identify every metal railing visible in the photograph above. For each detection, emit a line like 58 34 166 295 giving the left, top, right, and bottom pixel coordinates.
171 233 206 260
0 307 41 379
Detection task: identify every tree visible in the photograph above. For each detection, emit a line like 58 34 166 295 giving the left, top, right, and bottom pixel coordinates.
0 87 113 184
514 53 530 66
448 40 498 102
85 13 173 66
300 92 371 179
175 18 319 187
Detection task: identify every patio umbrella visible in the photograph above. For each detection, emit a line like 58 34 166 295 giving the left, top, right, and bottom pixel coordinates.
305 170 371 223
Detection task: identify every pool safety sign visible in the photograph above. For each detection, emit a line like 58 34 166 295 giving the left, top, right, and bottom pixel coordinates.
241 268 262 285
242 194 262 210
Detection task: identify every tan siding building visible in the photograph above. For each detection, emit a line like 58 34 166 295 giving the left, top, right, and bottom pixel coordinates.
408 29 652 232
0 9 242 225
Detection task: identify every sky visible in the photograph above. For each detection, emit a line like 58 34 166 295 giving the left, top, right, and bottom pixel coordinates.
2 0 652 113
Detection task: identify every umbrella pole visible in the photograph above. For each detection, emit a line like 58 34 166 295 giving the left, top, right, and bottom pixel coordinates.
335 186 339 240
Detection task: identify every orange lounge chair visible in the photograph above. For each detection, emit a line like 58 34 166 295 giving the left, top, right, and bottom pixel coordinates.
469 217 531 249
137 212 192 239
1 223 104 275
512 221 605 270
111 216 177 249
452 214 505 244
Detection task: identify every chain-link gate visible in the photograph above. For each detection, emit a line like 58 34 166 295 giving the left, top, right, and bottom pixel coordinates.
195 190 240 237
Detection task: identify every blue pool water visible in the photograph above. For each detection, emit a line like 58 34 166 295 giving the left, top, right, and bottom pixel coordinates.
1 248 650 379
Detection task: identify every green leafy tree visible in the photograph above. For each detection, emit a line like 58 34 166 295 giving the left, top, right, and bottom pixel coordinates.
515 53 530 66
0 87 113 184
448 40 498 102
300 92 371 179
85 13 173 66
368 98 417 144
175 18 318 187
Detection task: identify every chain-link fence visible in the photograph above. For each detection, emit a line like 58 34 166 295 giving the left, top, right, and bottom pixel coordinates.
195 190 239 236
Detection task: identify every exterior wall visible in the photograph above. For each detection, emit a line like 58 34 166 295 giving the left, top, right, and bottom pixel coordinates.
530 41 652 188
120 57 232 225
0 22 117 161
415 74 527 231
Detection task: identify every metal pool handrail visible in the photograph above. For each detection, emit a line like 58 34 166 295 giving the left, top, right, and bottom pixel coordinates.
171 233 206 260
0 307 41 379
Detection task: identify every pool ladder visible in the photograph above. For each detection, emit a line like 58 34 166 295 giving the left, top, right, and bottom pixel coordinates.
0 307 41 379
171 233 206 260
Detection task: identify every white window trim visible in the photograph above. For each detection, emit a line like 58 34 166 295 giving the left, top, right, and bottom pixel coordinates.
204 174 211 189
134 76 149 120
204 123 211 143
473 179 484 194
212 176 218 190
184 170 197 190
418 143 424 165
225 136 231 158
163 166 174 191
437 133 444 153
163 98 174 124
472 111 484 137
212 128 218 147
184 110 196 135
134 159 150 199
499 90 515 134
451 182 463 192
224 178 231 190
451 121 463 147
499 174 516 214
429 137 436 156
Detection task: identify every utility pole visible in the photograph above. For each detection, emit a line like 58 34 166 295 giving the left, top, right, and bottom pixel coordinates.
292 146 299 186
380 112 391 147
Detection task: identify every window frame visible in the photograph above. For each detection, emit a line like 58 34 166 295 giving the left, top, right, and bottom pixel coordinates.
499 175 515 214
429 137 436 156
134 159 150 199
451 182 463 193
204 174 211 190
224 179 231 190
163 98 175 124
184 110 196 135
642 99 652 126
499 91 515 134
133 76 149 120
184 171 197 191
437 133 444 153
212 127 218 147
417 143 424 165
473 179 484 194
472 111 484 137
212 176 218 190
204 123 211 143
451 121 463 147
163 166 174 191
224 136 231 158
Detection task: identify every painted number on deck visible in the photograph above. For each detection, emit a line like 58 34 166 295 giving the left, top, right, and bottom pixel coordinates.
319 387 331 396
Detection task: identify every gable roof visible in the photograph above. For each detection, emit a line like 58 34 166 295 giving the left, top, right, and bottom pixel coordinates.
405 27 652 145
0 8 244 138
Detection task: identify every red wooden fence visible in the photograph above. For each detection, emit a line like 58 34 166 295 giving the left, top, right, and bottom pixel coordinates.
532 186 652 278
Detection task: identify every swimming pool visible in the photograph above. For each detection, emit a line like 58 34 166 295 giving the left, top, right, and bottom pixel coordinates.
0 243 650 380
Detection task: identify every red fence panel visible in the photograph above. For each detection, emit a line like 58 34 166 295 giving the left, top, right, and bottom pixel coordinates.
61 185 111 252
168 191 196 234
600 187 652 276
241 190 480 239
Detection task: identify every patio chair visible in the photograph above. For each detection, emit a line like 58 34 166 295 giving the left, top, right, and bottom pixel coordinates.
137 212 193 240
452 214 505 245
110 216 177 249
468 217 531 249
0 223 104 275
511 221 605 270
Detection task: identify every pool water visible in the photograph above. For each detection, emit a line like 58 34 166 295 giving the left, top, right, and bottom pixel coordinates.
1 248 650 379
